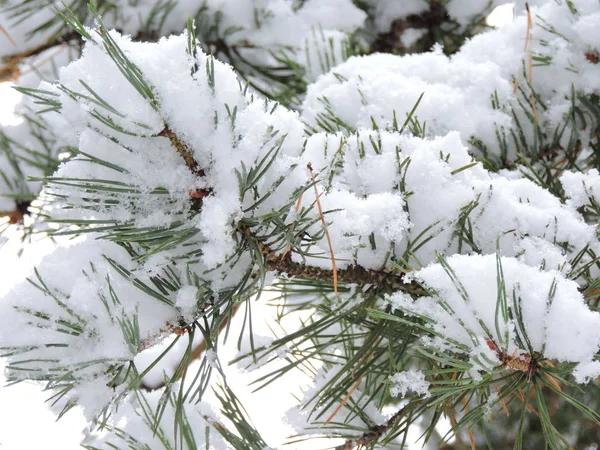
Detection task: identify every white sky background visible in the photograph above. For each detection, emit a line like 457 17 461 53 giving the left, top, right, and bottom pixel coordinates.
0 4 514 449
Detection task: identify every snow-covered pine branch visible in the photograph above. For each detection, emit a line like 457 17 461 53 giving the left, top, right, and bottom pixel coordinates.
1 0 599 448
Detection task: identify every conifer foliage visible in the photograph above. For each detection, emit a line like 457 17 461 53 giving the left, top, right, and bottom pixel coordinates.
1 1 599 448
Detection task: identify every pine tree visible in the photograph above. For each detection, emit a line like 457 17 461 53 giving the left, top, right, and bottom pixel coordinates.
1 1 599 449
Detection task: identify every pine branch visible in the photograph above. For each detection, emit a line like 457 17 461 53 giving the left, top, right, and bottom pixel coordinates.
156 124 213 213
4 3 600 447
237 222 421 294
157 118 418 296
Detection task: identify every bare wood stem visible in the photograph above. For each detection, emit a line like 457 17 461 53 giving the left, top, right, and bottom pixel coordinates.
237 222 419 294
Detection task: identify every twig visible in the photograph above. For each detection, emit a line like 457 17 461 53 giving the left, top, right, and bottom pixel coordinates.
156 127 212 211
334 403 414 450
307 163 338 295
0 24 17 47
0 31 79 82
137 124 417 393
237 222 420 294
325 374 364 425
446 407 468 450
492 382 510 416
325 338 380 424
0 200 31 224
524 3 539 124
157 127 204 177
516 387 538 415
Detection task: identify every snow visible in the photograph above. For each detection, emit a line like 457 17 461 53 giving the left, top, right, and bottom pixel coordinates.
0 83 21 125
561 169 600 209
303 1 600 162
0 230 87 450
389 370 430 398
285 364 386 437
0 0 368 213
176 284 200 320
8 20 596 408
0 364 86 450
366 0 429 33
0 237 181 420
362 0 509 35
301 130 594 268
446 1 508 25
188 0 366 94
82 388 227 450
487 3 515 28
301 51 515 158
390 254 600 382
0 46 78 213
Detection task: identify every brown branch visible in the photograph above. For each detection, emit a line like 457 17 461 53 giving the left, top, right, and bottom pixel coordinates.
134 125 215 390
237 222 420 294
0 24 17 47
136 215 418 391
0 200 31 224
137 216 417 391
0 21 181 83
586 52 600 64
0 31 80 82
0 209 23 224
335 403 414 450
156 127 212 211
157 127 204 177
